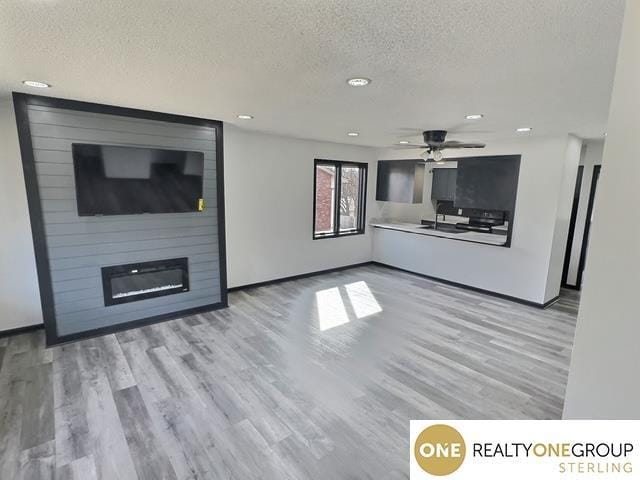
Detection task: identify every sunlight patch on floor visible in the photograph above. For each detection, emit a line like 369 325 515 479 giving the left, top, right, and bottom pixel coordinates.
316 281 382 331
345 281 382 319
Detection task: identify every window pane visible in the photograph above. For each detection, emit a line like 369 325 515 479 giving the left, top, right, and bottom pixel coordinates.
314 164 336 235
339 166 361 232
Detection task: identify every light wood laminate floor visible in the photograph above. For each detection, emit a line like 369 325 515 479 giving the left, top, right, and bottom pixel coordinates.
0 265 579 479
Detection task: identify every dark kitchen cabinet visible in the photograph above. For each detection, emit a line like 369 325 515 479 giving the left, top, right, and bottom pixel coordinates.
376 160 425 203
455 155 521 211
431 168 457 201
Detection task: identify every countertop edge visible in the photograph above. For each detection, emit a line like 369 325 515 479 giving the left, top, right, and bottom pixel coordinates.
370 223 508 247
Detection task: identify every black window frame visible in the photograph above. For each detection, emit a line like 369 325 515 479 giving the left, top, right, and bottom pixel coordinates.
313 158 368 240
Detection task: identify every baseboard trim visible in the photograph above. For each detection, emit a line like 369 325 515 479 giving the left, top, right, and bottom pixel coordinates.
47 301 228 347
541 296 561 308
372 262 557 309
228 262 374 292
0 323 44 339
561 283 581 291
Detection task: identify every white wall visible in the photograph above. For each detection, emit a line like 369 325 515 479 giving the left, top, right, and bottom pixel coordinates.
565 140 604 287
372 134 581 304
223 125 378 288
563 1 640 419
0 99 43 330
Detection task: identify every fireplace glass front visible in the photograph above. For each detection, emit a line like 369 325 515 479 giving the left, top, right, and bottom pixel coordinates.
101 257 189 306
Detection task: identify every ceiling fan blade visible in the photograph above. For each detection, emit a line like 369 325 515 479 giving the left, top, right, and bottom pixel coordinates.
392 143 430 148
440 141 486 149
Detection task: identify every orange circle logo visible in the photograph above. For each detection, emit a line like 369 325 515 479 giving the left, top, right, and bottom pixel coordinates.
414 424 466 476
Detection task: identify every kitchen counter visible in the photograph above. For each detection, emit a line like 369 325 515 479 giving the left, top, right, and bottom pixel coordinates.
370 221 508 246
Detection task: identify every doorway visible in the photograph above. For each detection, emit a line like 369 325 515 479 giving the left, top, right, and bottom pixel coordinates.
561 166 584 287
575 165 601 289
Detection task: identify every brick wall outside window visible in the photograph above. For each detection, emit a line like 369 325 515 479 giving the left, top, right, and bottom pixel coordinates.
315 166 334 232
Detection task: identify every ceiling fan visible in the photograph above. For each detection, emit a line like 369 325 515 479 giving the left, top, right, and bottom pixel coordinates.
394 130 485 162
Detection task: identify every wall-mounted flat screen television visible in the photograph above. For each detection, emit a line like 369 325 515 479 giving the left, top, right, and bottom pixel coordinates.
72 144 205 216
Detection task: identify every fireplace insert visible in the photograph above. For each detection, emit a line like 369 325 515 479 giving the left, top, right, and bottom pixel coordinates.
101 257 189 306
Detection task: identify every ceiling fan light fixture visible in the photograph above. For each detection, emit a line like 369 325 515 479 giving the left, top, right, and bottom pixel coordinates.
465 114 483 120
347 77 371 87
392 130 485 153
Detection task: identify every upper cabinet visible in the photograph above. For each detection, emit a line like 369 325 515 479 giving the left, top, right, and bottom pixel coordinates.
431 168 457 201
376 160 425 203
455 155 521 211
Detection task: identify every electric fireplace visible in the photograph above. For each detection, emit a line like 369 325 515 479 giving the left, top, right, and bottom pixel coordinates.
101 257 189 306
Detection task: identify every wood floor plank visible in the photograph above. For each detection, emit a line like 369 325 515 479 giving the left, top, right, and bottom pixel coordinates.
83 373 138 479
0 373 27 479
121 341 233 479
55 455 98 480
19 439 55 480
52 343 91 468
0 346 6 372
113 386 178 480
94 335 137 392
20 362 54 451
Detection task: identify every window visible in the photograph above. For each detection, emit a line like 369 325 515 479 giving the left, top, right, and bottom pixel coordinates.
313 159 367 239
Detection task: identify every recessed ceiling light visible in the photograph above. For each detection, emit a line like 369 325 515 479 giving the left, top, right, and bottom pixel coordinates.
398 140 410 144
22 80 50 88
237 114 253 120
465 114 483 120
347 132 359 137
347 77 371 87
516 127 532 132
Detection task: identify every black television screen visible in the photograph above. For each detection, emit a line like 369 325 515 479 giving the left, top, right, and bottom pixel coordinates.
72 144 205 216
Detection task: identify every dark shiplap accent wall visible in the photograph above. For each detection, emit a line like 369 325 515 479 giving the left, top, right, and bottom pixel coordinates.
26 105 220 336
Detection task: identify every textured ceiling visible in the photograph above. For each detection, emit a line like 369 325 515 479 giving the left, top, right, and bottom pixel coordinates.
0 0 624 146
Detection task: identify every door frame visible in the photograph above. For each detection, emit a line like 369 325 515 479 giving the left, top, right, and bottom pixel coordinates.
561 165 584 288
575 165 601 289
